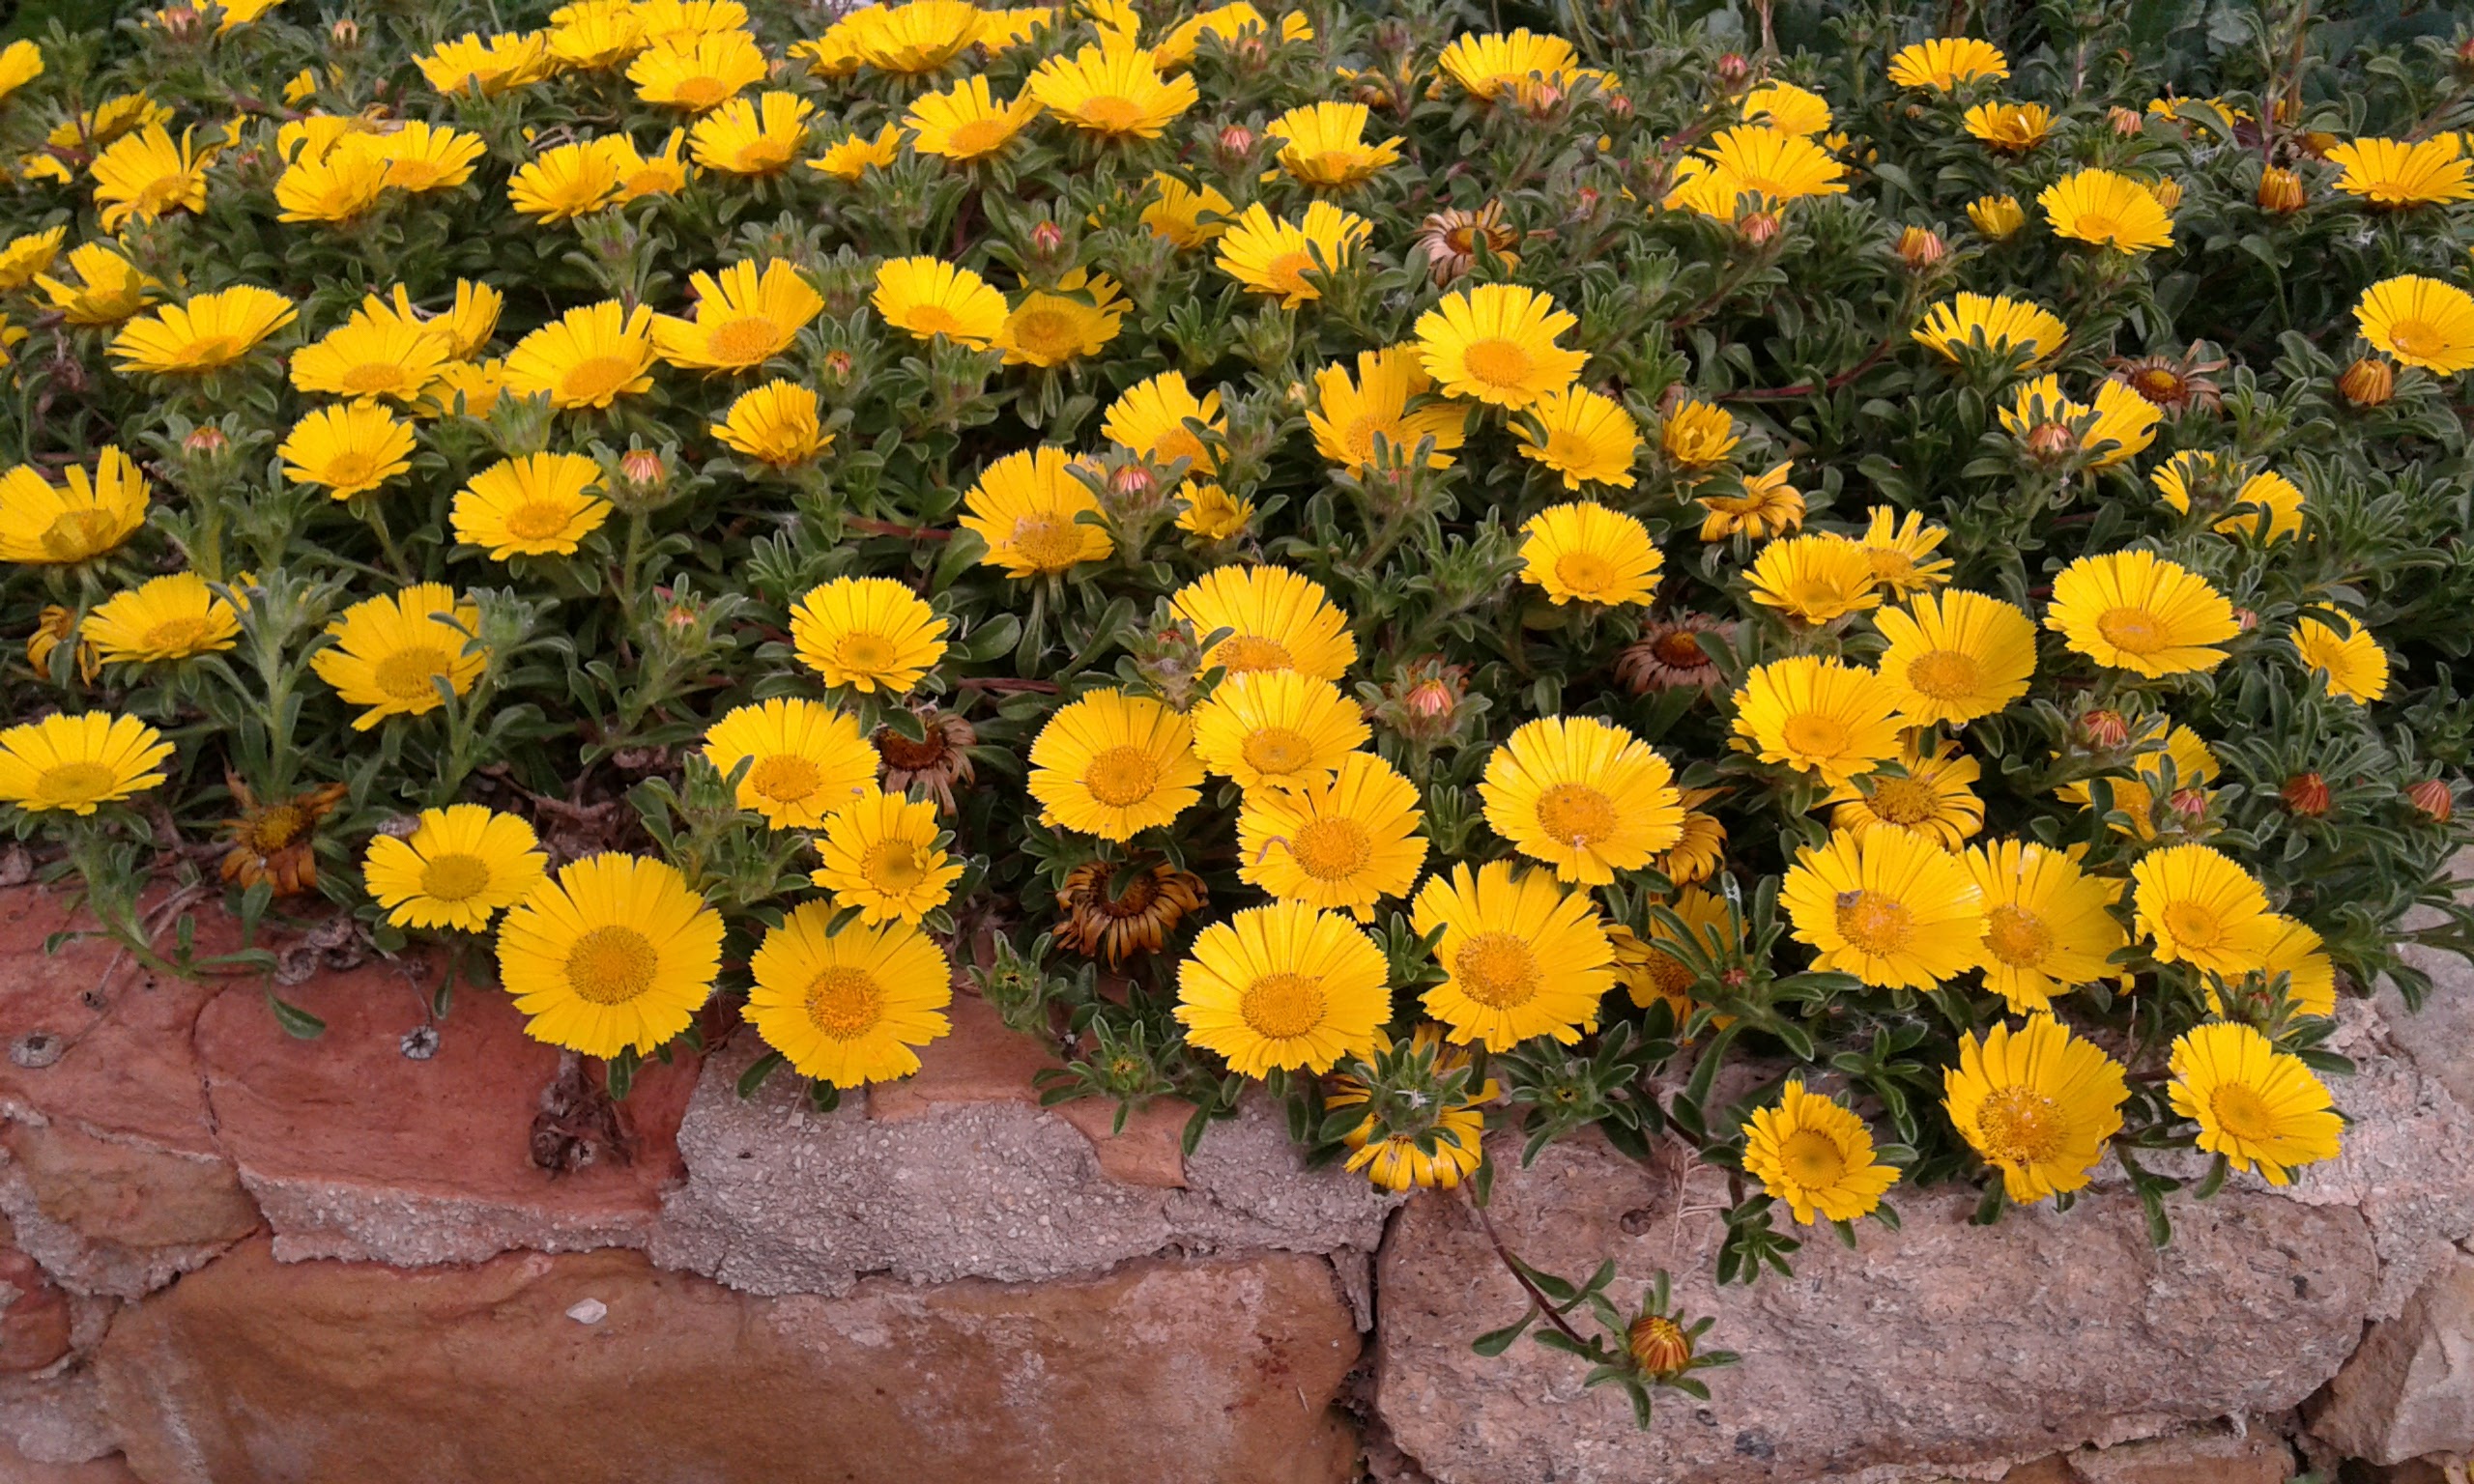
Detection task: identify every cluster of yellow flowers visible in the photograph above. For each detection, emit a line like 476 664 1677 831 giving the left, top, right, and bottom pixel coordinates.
2 1 2463 1233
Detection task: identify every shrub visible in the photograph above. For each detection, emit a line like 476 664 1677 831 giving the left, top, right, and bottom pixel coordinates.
4 0 2473 1420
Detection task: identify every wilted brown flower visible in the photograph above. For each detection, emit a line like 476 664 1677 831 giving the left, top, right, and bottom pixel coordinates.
221 778 350 897
874 711 978 813
1414 202 1520 287
1619 614 1730 693
2105 346 2228 414
1053 858 1206 966
2107 105 2144 136
26 607 97 684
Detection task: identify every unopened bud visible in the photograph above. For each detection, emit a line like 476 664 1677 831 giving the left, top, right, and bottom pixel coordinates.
1108 464 1154 499
1896 225 1945 270
330 15 360 46
2338 357 2395 408
2233 607 2259 633
823 348 855 384
1738 210 1780 247
184 425 228 457
2458 35 2474 79
1029 220 1064 254
2169 786 2210 823
2282 773 2331 816
2107 105 2143 136
161 5 202 36
1715 52 1749 91
2409 777 2455 823
2025 421 2078 462
2148 177 2183 211
1626 1314 1694 1379
620 448 667 489
2256 166 2305 214
1218 124 1254 157
2078 709 2130 750
1404 677 1454 718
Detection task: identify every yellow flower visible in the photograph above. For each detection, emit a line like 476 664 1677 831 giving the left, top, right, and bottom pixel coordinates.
691 92 815 176
1327 1027 1494 1190
710 379 831 466
1964 840 2126 1013
1237 751 1427 921
308 584 487 730
1151 1 1309 68
1102 369 1223 472
362 805 549 933
873 255 1008 348
1741 80 1830 135
1307 347 1465 471
1141 172 1235 247
415 358 507 419
1175 900 1391 1077
1414 859 1614 1048
1659 397 1740 467
0 227 62 291
291 303 449 404
745 907 953 1087
1609 888 1733 1019
1741 1080 1900 1224
1654 792 1728 886
636 0 751 48
2150 452 2305 542
374 120 485 192
1517 501 1661 606
1414 283 1586 410
1857 507 1953 595
627 30 767 111
508 138 626 222
702 697 878 828
0 713 173 816
0 40 40 105
1515 386 1641 491
33 243 160 326
2168 1022 2342 1185
2325 136 2473 209
450 452 611 559
1781 826 1984 989
996 269 1127 367
1698 462 1804 540
611 128 693 200
417 31 554 96
1999 374 2160 467
1730 655 1903 786
82 573 239 666
2354 273 2474 375
503 300 658 410
960 445 1112 576
1436 29 1581 100
2056 722 2220 840
2039 168 2175 253
1943 1013 2125 1204
652 259 824 374
1886 37 2008 91
1215 200 1371 306
1825 734 1983 850
1264 100 1402 187
2132 842 2270 975
808 122 906 182
2046 549 2238 678
547 0 649 70
498 853 724 1059
1962 100 2053 153
1176 483 1253 542
1191 669 1367 793
906 74 1042 161
1026 688 1205 841
849 0 985 72
1028 36 1198 138
2293 614 2388 703
1913 292 2067 364
1966 193 2027 239
1873 588 2037 727
1747 532 1881 625
109 285 297 376
89 125 212 231
1686 126 1849 211
0 447 149 564
2226 914 2337 1018
1171 564 1358 680
1481 715 1683 885
810 787 965 925
789 575 951 695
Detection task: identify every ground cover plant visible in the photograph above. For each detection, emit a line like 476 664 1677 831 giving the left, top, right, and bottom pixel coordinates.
4 0 2473 1421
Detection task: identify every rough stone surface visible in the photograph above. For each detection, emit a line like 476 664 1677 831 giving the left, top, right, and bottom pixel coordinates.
2310 1250 2474 1464
0 1367 118 1467
652 1036 1395 1297
191 961 698 1268
2053 1427 2296 1484
1375 1134 2377 1484
99 1236 1362 1484
0 1441 144 1483
0 1121 257 1300
0 1216 72 1373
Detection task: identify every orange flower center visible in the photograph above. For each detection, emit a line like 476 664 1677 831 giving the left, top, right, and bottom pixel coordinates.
747 753 824 803
1239 725 1311 778
558 355 641 406
1460 337 1533 389
37 761 119 807
1008 510 1087 570
1983 905 2054 968
1082 745 1161 808
1779 712 1851 757
1239 971 1325 1040
1779 1127 1848 1188
563 925 658 1005
419 852 493 902
1214 634 1294 672
836 631 899 675
1287 817 1372 880
706 315 784 365
1905 648 1982 699
2094 606 2169 655
804 965 883 1040
863 838 926 893
1974 1086 2066 1165
1453 930 1541 1008
2207 1082 2277 1142
1833 889 1913 955
504 500 575 542
372 644 452 701
1862 776 1939 826
1533 782 1616 846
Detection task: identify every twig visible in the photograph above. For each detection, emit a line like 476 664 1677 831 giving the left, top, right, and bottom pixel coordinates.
1469 1192 1591 1346
1718 332 1903 402
955 676 1059 693
846 517 952 541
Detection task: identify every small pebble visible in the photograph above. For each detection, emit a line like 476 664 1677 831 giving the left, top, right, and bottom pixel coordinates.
400 1026 440 1061
10 1033 62 1070
566 1298 607 1326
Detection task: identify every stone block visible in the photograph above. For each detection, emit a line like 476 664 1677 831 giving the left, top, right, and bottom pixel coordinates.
2311 1250 2474 1464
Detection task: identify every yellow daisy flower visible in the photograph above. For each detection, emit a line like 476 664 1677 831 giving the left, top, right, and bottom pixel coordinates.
1176 483 1254 542
1413 283 1586 410
810 786 964 926
1025 688 1205 841
1781 826 1984 989
1659 397 1740 467
1481 715 1683 885
850 0 985 72
1191 669 1368 793
1653 792 1728 886
0 446 150 564
2038 167 2175 253
1414 859 1614 1049
1327 1027 1494 1191
2226 914 2337 1018
2293 614 2389 703
789 575 950 695
1746 532 1881 625
652 258 825 374
745 906 954 1087
1885 37 2008 91
1740 1080 1901 1224
1687 125 1849 210
690 92 815 176
995 270 1127 367
498 852 725 1058
2056 722 2221 840
1436 29 1581 100
273 145 382 223
1102 369 1222 472
1962 100 2053 153
0 40 39 104
1514 386 1641 491
1264 100 1402 186
1215 200 1371 306
627 30 767 111
702 697 878 828
1698 462 1804 540
1912 292 2068 364
374 120 485 192
1873 588 2037 728
1741 80 1831 136
2150 452 2306 542
1140 173 1236 247
1174 900 1391 1076
711 380 832 467
959 445 1113 576
503 300 658 410
1963 840 2126 1013
2132 842 2270 975
1825 735 1984 851
1518 501 1661 606
906 74 1043 161
1237 751 1428 921
0 713 174 816
1967 193 2028 239
290 304 449 404
547 0 650 70
2325 136 2474 209
508 138 626 222
450 452 611 559
807 122 906 182
0 227 62 291
417 31 554 96
2045 549 2238 678
1999 374 2162 467
33 243 160 326
1943 1013 2125 1204
1857 507 1953 595
83 573 240 666
108 285 298 376
636 0 751 48
2354 273 2474 375
90 125 212 231
1307 346 1466 471
308 584 487 730
415 359 508 419
1151 2 1309 68
361 805 549 932
611 128 693 201
873 255 1008 349
1730 655 1904 786
1028 36 1198 138
2168 1022 2342 1185
1171 564 1359 680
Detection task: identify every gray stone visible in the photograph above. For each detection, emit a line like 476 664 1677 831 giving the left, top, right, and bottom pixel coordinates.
650 1039 1396 1297
0 1122 256 1301
1374 1134 2376 1484
2310 1250 2474 1464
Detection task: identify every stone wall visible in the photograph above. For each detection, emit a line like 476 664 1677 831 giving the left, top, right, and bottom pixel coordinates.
3 879 2471 1483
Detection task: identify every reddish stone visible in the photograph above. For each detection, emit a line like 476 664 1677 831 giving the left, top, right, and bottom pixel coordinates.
0 1443 143 1484
0 1221 69 1373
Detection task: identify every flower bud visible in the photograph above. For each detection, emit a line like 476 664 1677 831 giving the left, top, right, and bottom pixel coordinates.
2338 357 2395 408
1217 124 1254 157
2024 421 2078 463
2282 773 2331 817
1966 194 2026 241
161 4 202 36
1895 225 1945 270
2233 607 2259 634
1404 676 1455 719
2256 167 2305 214
1626 1314 1693 1378
2078 709 2130 750
2272 94 2299 125
822 348 855 385
2148 177 2183 211
2169 786 2210 824
2409 778 2455 824
184 425 228 458
330 16 360 47
1737 210 1780 247
2107 105 2143 136
2298 130 2339 159
1108 463 1154 499
2457 35 2474 79
1715 52 1750 92
1029 220 1065 255
619 448 668 491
